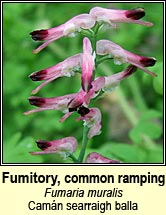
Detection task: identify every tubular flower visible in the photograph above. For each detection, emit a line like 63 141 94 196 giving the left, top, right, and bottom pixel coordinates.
103 65 137 91
76 108 102 138
29 54 82 94
85 152 120 163
24 90 89 123
30 137 78 159
86 65 137 95
89 7 153 27
97 40 157 77
30 14 95 53
24 94 76 115
81 37 95 92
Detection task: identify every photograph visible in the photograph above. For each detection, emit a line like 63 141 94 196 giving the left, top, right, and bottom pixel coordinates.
2 1 164 164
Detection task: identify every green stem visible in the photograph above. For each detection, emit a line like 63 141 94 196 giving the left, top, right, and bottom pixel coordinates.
96 55 113 68
80 29 93 38
93 23 102 37
89 23 101 81
68 154 78 163
77 125 89 163
91 34 97 54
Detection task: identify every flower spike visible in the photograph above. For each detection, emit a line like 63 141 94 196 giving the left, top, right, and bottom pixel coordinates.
27 6 156 164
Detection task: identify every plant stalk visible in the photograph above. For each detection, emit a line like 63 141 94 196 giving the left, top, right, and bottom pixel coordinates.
77 125 89 163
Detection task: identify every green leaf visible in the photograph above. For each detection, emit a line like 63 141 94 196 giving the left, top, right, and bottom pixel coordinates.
145 145 163 163
3 134 43 163
140 109 162 121
129 121 162 145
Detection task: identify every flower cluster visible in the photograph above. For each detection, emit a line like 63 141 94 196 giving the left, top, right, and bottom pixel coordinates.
25 6 156 163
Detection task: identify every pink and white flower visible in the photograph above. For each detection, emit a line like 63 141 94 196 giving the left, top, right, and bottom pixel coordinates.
103 65 137 91
24 90 90 123
30 137 78 159
76 108 102 138
97 40 156 76
30 14 95 53
81 37 95 92
86 65 137 93
24 94 76 115
85 152 120 163
29 54 82 94
89 7 153 27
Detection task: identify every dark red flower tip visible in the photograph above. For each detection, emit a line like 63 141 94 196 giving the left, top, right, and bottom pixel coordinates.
125 8 145 20
29 70 47 81
30 29 48 41
29 97 46 107
68 107 77 112
140 57 157 67
36 140 51 150
68 100 83 112
124 65 137 77
78 106 90 116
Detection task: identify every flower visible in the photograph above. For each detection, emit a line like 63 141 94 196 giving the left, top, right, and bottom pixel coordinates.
86 65 137 94
29 54 82 94
89 7 153 27
24 94 76 115
103 65 137 91
24 90 90 123
85 152 120 163
97 40 157 76
81 37 95 92
30 14 95 53
76 108 102 138
30 137 78 159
